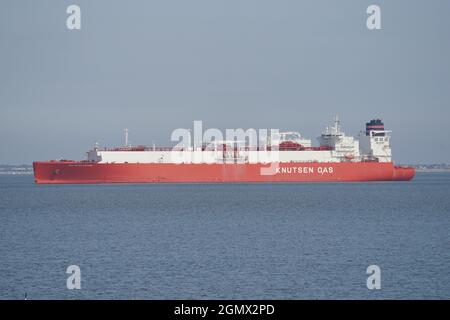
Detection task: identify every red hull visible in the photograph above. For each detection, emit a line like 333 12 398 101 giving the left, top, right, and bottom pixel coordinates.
33 161 415 184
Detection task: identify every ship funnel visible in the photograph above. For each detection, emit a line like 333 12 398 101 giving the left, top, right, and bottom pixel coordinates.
366 119 385 136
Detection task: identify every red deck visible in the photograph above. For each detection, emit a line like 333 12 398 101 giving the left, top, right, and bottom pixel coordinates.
33 161 415 184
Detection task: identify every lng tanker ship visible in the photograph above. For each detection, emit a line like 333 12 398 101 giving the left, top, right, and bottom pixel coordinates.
33 118 415 184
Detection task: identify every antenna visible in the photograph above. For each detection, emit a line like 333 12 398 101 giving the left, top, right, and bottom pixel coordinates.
124 128 129 147
333 114 340 133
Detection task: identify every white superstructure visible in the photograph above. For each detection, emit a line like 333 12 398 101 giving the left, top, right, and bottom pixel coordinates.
87 117 393 164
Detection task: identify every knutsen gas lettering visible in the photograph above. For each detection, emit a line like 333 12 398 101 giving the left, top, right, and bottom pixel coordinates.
276 166 334 174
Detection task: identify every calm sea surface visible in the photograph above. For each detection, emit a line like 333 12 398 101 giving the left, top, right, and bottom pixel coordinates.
0 173 449 299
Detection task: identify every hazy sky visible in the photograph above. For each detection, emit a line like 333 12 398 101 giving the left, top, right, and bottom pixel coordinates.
1 0 449 164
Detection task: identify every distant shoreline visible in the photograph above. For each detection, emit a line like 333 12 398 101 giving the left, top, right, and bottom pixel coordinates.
415 169 450 173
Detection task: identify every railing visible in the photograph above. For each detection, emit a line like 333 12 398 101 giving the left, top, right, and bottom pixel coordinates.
99 145 334 152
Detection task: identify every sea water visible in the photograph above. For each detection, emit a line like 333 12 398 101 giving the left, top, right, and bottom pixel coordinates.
0 173 449 299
